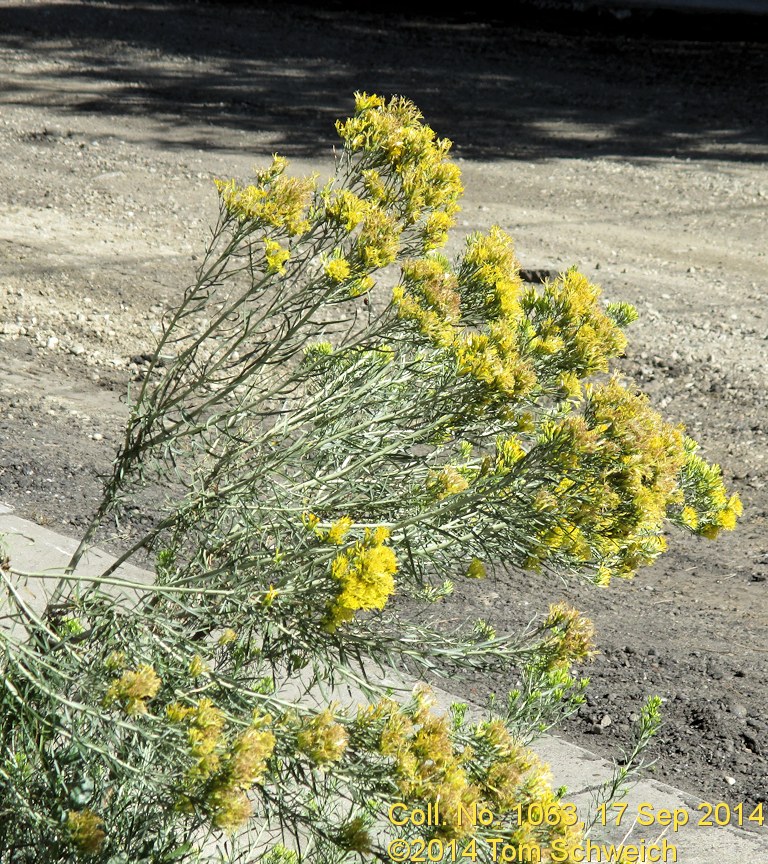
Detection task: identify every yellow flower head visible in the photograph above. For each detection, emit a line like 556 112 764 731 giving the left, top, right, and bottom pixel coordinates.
337 816 372 854
189 654 208 678
466 558 486 579
427 466 469 500
104 650 126 671
325 515 354 545
67 809 106 855
297 708 349 766
207 786 252 832
261 584 280 607
325 527 397 629
103 664 161 716
324 256 352 283
543 603 597 669
227 721 276 787
264 238 290 274
217 628 237 646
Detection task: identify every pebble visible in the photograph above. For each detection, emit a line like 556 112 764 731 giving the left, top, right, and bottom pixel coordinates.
91 433 103 441
706 660 725 680
600 714 612 728
46 336 59 349
725 776 736 786
729 702 748 718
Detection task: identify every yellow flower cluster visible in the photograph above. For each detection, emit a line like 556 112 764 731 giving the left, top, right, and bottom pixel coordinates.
388 227 739 582
361 688 585 855
393 229 540 413
356 201 401 268
103 663 161 716
325 188 367 232
297 707 349 766
675 439 743 539
521 378 702 579
168 700 275 832
466 557 487 579
393 257 461 348
218 628 237 646
324 256 352 283
519 268 630 378
215 154 315 236
336 92 463 231
264 238 290 274
377 689 481 839
362 167 388 202
104 650 126 671
325 526 398 630
188 654 209 678
168 698 227 783
67 809 106 854
206 713 276 831
324 188 401 271
542 603 597 671
322 515 354 545
474 720 584 858
494 435 526 473
459 227 523 320
394 227 643 429
454 330 537 408
474 720 537 811
426 466 470 500
336 815 372 854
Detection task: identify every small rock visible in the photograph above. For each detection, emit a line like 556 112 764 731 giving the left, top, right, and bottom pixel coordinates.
725 776 736 786
91 433 103 442
729 702 748 718
706 660 725 680
600 714 612 728
70 344 86 356
46 336 59 350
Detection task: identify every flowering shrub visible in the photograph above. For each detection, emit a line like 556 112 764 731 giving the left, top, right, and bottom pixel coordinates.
0 94 740 863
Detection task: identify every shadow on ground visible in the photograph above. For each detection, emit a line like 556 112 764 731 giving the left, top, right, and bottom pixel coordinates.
1 0 766 161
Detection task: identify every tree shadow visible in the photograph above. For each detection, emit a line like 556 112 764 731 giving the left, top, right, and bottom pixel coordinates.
1 0 766 162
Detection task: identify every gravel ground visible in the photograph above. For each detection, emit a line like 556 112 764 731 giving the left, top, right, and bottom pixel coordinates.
1 0 767 820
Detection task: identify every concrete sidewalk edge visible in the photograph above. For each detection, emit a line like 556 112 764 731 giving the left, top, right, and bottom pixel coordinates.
1 503 765 860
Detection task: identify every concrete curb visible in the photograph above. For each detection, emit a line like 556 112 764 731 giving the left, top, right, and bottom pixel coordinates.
1 503 766 861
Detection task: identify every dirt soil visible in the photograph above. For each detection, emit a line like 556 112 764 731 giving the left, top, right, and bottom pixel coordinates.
1 0 767 820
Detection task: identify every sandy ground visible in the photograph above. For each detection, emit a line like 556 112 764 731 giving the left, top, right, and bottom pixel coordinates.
1 0 767 816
